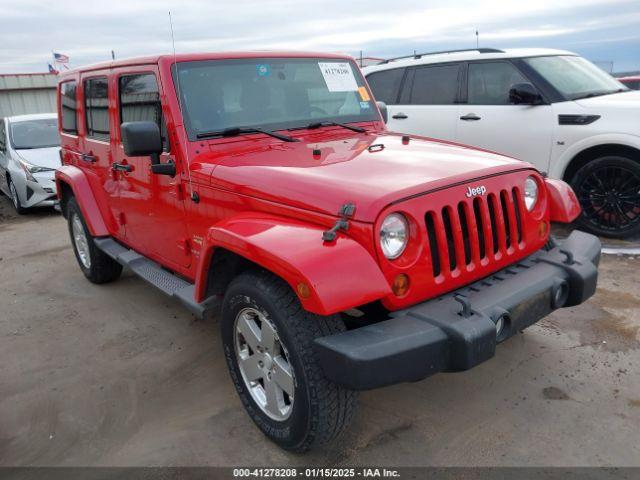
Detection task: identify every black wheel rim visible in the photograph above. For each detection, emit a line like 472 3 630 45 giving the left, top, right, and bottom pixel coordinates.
576 165 640 232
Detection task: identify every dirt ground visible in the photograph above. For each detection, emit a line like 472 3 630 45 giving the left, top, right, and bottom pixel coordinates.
1 194 639 467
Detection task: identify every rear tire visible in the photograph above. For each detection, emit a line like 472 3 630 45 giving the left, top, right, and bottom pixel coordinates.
66 197 122 284
221 270 357 452
570 155 640 238
9 178 27 215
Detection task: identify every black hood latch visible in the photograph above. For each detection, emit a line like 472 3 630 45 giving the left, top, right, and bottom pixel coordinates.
322 202 356 242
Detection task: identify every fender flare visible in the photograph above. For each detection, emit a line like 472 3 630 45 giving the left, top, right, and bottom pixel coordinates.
544 178 581 223
195 212 392 316
55 165 110 237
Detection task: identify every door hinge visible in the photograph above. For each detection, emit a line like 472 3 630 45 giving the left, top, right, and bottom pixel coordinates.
178 238 191 256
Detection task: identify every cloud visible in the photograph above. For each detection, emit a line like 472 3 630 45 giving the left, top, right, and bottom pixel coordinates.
0 0 638 72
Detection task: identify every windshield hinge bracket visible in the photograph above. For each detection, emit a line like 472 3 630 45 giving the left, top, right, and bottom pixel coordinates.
322 202 356 242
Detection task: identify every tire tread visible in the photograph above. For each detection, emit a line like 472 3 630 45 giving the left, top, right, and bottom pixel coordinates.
67 197 122 284
226 270 357 452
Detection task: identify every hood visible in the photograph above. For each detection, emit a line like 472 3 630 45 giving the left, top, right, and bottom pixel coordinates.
197 131 530 222
15 147 61 170
575 89 640 108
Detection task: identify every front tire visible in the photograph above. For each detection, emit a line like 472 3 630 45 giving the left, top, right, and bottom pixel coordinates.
222 270 357 452
9 178 27 215
66 197 122 284
570 155 640 238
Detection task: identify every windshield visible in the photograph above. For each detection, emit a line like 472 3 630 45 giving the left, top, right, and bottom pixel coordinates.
524 55 627 100
10 118 60 149
174 57 378 140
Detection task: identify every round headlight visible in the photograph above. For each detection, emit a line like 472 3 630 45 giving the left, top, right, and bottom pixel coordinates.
380 213 408 259
524 176 539 211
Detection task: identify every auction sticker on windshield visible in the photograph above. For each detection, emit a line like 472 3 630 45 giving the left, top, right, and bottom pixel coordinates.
318 62 358 92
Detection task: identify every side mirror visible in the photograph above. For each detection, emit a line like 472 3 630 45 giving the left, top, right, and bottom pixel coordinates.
376 101 388 123
121 121 175 177
509 83 543 105
121 121 162 157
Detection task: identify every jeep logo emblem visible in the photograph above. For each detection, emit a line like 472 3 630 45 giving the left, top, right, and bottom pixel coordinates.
465 186 487 198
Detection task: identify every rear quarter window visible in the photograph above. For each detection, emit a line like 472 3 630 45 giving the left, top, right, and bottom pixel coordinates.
60 81 78 134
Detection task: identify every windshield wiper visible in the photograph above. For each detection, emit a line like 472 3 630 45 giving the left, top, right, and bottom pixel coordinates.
196 126 298 142
304 121 366 133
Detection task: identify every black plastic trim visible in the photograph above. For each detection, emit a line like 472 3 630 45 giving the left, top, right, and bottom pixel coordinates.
558 114 601 125
93 237 217 318
314 231 601 390
380 48 504 64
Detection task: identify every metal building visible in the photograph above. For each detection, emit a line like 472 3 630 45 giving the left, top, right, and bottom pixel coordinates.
0 73 57 117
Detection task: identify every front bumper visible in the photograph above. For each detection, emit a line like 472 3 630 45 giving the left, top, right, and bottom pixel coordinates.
24 171 57 208
314 231 601 390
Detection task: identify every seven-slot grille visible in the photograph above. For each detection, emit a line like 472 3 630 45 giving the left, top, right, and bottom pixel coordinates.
425 187 524 278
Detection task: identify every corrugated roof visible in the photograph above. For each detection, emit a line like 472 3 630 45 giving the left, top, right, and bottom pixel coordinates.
0 73 57 91
0 73 57 117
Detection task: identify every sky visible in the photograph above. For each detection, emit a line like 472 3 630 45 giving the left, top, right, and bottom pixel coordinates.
0 0 639 74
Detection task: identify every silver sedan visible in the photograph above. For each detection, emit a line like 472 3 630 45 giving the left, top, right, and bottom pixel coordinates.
0 113 60 214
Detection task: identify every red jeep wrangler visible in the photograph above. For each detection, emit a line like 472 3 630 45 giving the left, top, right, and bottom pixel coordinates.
55 52 601 451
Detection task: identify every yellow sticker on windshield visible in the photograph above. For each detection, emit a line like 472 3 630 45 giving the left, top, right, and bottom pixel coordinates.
358 86 371 102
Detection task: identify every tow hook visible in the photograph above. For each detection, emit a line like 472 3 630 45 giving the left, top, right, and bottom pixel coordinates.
322 202 356 242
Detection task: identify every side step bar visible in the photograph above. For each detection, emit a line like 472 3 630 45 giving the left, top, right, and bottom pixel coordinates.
94 237 216 318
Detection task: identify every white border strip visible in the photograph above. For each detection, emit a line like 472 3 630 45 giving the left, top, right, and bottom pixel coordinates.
601 247 640 256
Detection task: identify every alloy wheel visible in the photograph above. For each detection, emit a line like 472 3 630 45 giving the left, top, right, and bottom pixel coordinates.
234 307 295 421
71 213 91 269
9 181 20 210
576 164 640 233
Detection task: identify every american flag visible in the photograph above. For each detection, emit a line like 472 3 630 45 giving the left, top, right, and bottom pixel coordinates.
53 52 69 63
48 63 59 74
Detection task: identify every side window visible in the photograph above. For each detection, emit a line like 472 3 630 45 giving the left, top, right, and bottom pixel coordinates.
119 73 168 151
366 68 405 104
84 77 110 142
409 64 460 105
60 81 78 134
0 121 5 153
468 62 529 105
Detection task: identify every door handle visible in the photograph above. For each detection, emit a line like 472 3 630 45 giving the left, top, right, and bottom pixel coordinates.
80 153 97 163
392 112 408 119
460 113 481 121
112 162 132 172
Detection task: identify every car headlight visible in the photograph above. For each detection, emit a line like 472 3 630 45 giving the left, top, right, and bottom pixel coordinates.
17 159 54 182
17 160 37 182
524 176 539 211
380 213 408 259
28 165 54 174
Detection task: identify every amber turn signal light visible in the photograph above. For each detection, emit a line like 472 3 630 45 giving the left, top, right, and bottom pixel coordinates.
538 220 548 238
297 282 311 299
392 274 410 296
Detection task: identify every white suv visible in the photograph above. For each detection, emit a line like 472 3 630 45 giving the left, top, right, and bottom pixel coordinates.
364 48 640 238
